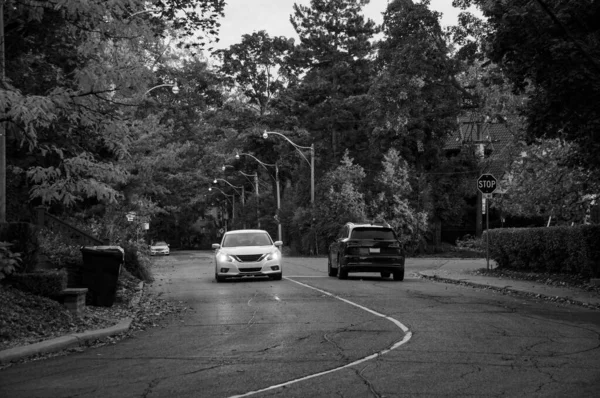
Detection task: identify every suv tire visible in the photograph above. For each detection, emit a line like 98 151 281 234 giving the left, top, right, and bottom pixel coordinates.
337 256 348 280
328 255 337 277
393 269 404 281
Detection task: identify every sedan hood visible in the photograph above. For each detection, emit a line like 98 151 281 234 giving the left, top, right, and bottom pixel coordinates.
219 245 276 255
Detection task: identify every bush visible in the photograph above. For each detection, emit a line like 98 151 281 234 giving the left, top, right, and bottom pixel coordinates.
0 222 39 272
0 242 23 280
121 241 153 283
486 225 600 277
455 234 485 253
8 269 68 298
37 227 82 268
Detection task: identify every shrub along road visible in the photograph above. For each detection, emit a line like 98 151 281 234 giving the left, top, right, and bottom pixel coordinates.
1 252 600 397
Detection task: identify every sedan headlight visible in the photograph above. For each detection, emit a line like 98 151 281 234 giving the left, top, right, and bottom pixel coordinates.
266 250 280 261
217 253 234 263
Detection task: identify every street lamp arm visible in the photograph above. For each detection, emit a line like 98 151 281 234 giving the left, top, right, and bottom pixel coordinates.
208 187 233 205
263 130 311 167
238 152 275 169
237 152 278 182
238 170 257 178
213 178 242 194
144 83 179 96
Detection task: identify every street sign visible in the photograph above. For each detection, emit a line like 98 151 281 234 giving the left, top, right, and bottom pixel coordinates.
477 174 497 194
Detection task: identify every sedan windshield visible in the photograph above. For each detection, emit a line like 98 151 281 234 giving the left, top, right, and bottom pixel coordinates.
153 241 168 246
350 228 396 240
222 233 272 247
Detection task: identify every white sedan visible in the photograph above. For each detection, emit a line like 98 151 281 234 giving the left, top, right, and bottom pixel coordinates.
150 241 170 256
212 229 283 282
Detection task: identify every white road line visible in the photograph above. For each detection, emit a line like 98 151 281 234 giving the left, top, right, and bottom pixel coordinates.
228 277 412 398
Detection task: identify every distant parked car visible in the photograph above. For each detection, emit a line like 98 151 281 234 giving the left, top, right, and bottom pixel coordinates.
328 222 405 281
212 229 283 282
150 241 170 256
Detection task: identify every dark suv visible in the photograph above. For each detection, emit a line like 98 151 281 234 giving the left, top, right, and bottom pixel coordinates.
327 222 405 281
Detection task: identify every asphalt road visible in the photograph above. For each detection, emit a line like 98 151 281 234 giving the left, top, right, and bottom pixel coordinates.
1 251 600 397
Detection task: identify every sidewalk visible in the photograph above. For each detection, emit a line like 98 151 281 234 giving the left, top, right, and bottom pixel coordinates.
0 282 145 366
417 258 600 309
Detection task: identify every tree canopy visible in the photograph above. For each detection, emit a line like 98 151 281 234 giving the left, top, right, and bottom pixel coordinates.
6 0 598 252
452 0 600 171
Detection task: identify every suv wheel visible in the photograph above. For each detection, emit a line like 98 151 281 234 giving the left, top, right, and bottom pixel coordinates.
393 269 404 281
380 272 391 279
328 255 337 277
337 256 348 280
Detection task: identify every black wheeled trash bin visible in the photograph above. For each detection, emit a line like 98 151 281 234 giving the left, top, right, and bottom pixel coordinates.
80 246 124 307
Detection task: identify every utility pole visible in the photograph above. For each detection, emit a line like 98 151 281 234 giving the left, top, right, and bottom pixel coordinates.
275 164 281 243
254 172 259 228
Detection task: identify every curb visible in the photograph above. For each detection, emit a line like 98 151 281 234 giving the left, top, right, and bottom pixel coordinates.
0 318 132 364
0 281 145 365
418 272 600 310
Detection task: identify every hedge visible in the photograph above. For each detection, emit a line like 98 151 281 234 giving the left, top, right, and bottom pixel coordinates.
485 225 600 277
8 269 68 298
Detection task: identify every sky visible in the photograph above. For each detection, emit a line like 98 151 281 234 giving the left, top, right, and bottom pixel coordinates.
213 0 474 50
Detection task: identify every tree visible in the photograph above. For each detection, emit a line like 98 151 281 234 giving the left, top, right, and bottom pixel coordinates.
215 31 296 117
451 0 600 172
287 0 378 163
497 139 600 225
369 148 427 251
2 0 225 219
369 0 463 169
308 151 367 253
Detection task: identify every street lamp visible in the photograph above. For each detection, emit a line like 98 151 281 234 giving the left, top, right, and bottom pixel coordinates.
213 178 245 228
235 152 281 241
208 186 235 232
262 130 314 205
263 130 315 253
223 167 261 229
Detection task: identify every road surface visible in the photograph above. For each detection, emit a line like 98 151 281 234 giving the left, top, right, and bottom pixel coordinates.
1 251 599 397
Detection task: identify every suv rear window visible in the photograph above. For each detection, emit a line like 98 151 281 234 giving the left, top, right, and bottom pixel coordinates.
350 227 396 240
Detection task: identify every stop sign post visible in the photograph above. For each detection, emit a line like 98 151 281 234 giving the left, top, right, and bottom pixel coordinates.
477 174 497 270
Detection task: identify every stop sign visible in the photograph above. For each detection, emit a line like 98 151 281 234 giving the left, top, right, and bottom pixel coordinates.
477 174 497 194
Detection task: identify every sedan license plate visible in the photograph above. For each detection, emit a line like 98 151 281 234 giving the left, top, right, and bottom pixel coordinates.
369 248 380 254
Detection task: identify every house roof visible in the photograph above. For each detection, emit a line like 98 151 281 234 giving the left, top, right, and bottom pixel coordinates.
445 116 518 179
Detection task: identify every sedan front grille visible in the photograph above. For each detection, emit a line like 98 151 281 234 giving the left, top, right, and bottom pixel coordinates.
240 267 262 272
234 254 264 262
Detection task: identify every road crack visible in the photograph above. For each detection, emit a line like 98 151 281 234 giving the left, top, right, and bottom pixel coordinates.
355 363 382 398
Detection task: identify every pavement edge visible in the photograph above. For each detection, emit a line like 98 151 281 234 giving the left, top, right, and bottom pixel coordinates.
0 281 145 365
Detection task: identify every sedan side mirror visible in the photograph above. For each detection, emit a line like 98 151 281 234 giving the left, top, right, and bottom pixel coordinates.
274 241 283 247
212 243 221 250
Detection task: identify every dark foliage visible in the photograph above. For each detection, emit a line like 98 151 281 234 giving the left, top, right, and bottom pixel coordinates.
487 225 600 277
8 269 68 298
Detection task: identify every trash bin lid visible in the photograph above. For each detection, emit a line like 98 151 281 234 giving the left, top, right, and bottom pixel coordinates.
81 246 125 258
